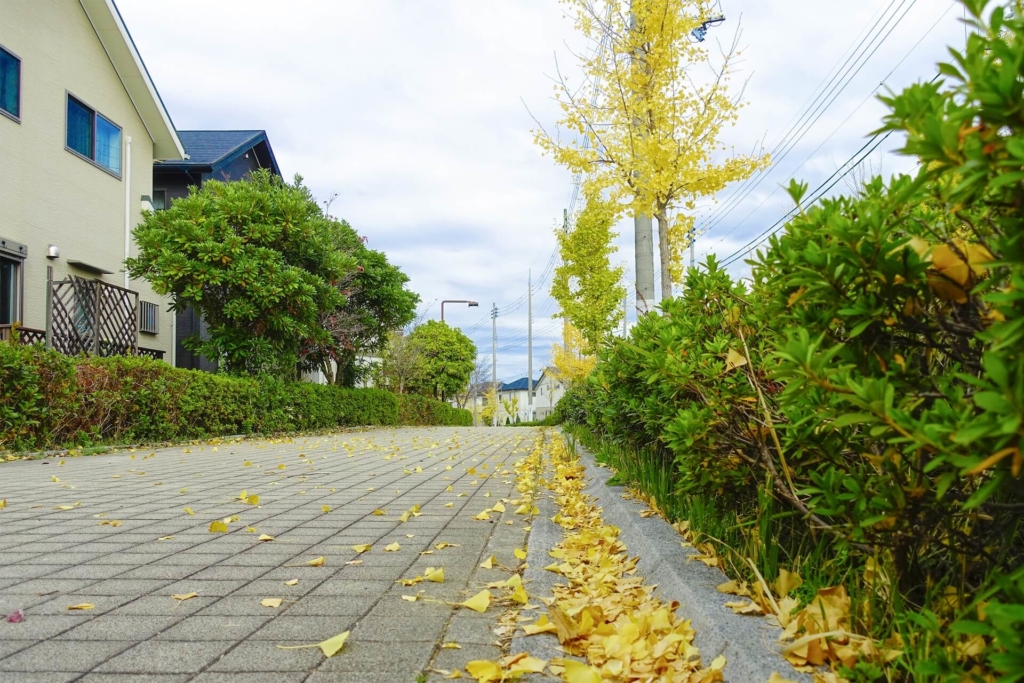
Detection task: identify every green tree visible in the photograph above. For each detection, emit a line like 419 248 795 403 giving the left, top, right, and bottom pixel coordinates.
307 224 420 386
406 321 476 402
551 194 626 354
127 170 354 376
374 329 422 394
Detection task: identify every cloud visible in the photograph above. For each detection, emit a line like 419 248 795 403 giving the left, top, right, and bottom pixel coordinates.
117 0 967 380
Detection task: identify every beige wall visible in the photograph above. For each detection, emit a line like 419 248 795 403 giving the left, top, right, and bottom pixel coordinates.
0 0 174 360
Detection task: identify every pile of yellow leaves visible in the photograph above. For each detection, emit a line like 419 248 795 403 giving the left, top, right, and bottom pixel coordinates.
516 435 724 683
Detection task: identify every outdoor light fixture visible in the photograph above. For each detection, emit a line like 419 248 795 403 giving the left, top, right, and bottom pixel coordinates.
441 299 479 322
46 244 60 259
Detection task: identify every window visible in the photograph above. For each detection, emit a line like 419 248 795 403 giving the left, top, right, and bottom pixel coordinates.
0 46 19 121
152 190 166 211
66 94 121 175
0 238 25 325
139 301 159 334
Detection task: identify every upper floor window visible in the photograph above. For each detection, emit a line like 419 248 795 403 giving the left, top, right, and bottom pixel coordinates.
0 45 20 121
66 94 121 175
0 238 26 325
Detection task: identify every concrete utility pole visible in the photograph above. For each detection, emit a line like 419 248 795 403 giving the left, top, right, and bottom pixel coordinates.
622 292 628 337
630 5 655 316
527 270 533 422
491 304 498 427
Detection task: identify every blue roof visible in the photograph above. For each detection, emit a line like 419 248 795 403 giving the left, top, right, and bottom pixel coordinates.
156 130 280 175
500 377 536 391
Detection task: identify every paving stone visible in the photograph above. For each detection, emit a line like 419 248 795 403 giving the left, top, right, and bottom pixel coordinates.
154 615 270 642
432 643 503 670
206 639 325 672
248 615 357 641
54 615 180 641
79 674 191 683
315 639 436 673
442 614 501 645
353 614 449 642
192 673 309 683
94 639 234 674
0 640 131 673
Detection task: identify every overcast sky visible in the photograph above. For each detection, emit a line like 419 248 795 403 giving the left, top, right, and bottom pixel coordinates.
118 0 967 385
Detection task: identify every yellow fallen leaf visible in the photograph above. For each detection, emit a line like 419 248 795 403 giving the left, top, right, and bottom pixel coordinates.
55 505 76 511
261 598 283 608
67 603 95 611
425 567 445 583
179 488 188 494
480 555 496 569
284 579 299 586
246 527 257 533
0 499 6 509
441 642 462 649
307 556 326 567
460 589 491 613
52 476 60 482
522 614 558 635
444 502 454 508
491 501 505 513
384 542 401 552
465 660 502 682
372 509 386 516
238 490 248 500
222 515 240 524
399 511 410 523
258 534 275 542
172 592 198 601
514 504 530 515
473 511 490 521
725 348 748 372
244 461 253 467
435 542 460 550
322 505 332 513
514 548 527 560
559 659 601 683
184 507 195 516
157 535 174 541
767 674 798 683
246 494 260 505
278 464 286 470
351 544 372 554
725 600 764 615
507 656 547 675
209 520 229 533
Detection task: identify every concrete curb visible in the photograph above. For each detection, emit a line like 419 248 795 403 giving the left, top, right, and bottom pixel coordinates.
581 449 811 682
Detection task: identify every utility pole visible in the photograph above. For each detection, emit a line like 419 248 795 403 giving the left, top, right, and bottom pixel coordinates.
690 227 696 269
622 292 628 337
527 269 533 422
491 304 498 427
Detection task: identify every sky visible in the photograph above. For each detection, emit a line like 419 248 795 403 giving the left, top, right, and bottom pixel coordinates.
117 0 969 385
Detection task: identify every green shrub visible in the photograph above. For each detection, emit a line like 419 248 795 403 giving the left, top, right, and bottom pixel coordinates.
572 3 1024 678
0 345 462 453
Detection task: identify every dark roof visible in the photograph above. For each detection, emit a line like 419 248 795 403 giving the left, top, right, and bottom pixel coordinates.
500 377 537 391
155 130 280 175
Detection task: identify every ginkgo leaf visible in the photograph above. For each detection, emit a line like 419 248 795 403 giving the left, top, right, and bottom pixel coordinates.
184 507 195 516
491 502 506 513
284 579 299 586
522 614 558 635
473 511 490 521
435 542 460 550
441 642 462 649
398 511 410 523
322 505 332 513
238 490 248 500
209 520 229 533
52 476 60 482
558 659 601 683
507 656 547 674
460 589 491 613
157 535 174 541
724 348 748 372
172 592 198 601
384 542 401 552
767 673 798 683
424 567 445 583
0 499 6 509
261 598 283 608
244 461 253 467
514 548 527 560
246 495 260 505
351 544 372 553
278 464 286 470
479 555 496 569
725 600 764 615
307 556 325 567
444 502 454 508
67 603 95 611
372 509 386 516
258 534 274 542
514 503 530 514
465 660 502 682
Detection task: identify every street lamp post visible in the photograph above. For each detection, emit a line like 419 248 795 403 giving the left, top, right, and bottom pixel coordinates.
440 300 479 322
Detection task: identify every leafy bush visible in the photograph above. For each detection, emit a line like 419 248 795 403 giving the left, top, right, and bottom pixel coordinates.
571 3 1024 679
397 393 473 427
0 344 466 452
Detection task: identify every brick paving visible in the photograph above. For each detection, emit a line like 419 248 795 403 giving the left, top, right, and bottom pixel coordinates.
0 427 537 682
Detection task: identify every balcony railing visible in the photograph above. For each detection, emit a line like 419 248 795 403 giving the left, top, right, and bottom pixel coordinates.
1 324 166 361
0 324 47 346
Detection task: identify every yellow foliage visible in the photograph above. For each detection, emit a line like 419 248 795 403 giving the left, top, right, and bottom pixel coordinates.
550 323 597 387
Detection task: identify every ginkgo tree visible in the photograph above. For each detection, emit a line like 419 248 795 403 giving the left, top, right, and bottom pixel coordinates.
549 323 597 387
535 0 769 302
551 193 625 354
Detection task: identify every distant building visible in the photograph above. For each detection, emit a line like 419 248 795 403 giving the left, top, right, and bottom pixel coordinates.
151 130 281 371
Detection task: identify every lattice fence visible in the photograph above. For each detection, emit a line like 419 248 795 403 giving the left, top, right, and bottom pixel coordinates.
49 277 138 357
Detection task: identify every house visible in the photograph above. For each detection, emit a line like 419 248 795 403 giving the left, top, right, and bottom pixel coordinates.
532 368 565 420
0 0 185 361
497 376 537 424
152 130 281 371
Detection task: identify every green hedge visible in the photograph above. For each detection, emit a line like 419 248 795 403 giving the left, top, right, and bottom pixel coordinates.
0 343 470 452
397 393 473 427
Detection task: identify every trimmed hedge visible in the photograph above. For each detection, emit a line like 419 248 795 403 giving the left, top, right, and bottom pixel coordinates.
0 342 471 452
397 393 473 427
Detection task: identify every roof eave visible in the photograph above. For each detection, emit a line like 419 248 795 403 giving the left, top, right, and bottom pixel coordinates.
80 0 185 160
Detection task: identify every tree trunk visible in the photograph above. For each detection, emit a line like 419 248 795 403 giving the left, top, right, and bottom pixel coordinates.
656 211 672 301
322 359 335 386
634 213 655 315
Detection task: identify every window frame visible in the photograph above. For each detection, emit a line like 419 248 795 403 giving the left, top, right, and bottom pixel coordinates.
64 91 122 179
0 238 27 326
0 43 21 123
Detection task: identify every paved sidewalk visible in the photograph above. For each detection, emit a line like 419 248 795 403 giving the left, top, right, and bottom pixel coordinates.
0 427 536 683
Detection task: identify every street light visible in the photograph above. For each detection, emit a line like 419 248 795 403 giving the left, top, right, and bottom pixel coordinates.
440 299 479 322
